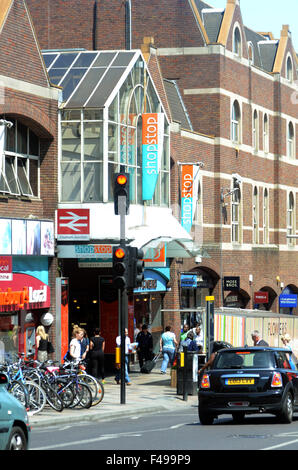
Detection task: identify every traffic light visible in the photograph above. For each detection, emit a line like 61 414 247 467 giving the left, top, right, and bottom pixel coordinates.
114 172 130 215
112 245 129 289
128 246 144 289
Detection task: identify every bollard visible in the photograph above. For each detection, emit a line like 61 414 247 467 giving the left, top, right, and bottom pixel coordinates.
182 346 188 401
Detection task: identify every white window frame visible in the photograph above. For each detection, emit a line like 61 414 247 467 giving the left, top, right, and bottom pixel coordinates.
287 191 295 246
263 113 269 154
231 100 241 144
287 121 295 159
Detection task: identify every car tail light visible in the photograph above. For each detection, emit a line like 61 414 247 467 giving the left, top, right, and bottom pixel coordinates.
271 372 282 388
201 374 210 389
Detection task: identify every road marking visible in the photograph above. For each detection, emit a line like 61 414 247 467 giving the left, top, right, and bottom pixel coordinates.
262 437 298 450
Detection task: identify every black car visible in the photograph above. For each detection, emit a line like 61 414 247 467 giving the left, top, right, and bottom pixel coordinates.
198 347 298 425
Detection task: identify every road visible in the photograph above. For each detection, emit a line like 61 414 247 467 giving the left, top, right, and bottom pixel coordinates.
30 407 298 452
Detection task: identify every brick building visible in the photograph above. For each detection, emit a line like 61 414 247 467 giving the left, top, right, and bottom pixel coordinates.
4 0 296 356
0 0 59 358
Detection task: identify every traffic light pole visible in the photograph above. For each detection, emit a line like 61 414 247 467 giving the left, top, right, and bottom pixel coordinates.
118 195 127 404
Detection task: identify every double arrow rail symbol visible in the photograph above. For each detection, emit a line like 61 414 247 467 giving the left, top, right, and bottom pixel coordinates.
59 211 88 232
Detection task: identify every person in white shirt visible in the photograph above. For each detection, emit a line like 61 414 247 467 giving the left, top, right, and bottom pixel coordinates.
69 328 83 362
192 324 204 349
115 328 132 385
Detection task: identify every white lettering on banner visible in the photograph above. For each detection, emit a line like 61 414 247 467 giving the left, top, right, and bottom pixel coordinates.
29 286 47 303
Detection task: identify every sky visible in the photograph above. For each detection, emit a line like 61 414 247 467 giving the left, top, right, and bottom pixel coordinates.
207 0 298 50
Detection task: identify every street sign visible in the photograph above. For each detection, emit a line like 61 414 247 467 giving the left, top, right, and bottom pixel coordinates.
279 294 297 308
57 209 90 240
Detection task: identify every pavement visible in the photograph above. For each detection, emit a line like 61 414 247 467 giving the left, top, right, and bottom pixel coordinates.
28 368 198 429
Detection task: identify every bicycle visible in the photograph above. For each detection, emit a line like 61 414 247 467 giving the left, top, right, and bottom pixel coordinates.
63 361 104 406
20 359 64 412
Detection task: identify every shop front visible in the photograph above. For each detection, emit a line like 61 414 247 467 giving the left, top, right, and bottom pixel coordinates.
133 268 169 352
0 217 54 361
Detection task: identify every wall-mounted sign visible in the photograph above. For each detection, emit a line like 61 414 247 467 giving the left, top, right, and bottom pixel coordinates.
180 273 197 289
0 256 12 281
223 276 240 291
142 113 164 200
0 218 54 256
279 294 297 309
180 164 200 233
143 245 166 267
0 273 50 312
134 269 167 293
254 291 269 304
56 209 90 241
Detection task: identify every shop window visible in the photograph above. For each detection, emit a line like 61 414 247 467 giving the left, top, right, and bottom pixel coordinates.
0 118 40 197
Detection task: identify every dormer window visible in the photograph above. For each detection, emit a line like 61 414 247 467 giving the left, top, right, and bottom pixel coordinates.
233 26 242 57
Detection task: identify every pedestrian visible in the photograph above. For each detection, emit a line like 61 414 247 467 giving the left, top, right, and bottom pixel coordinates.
89 328 105 383
178 324 189 351
251 330 269 346
80 328 89 362
115 328 132 385
199 341 232 374
136 324 153 371
281 334 296 370
159 326 178 374
69 327 84 362
181 331 202 352
35 325 49 362
192 323 204 349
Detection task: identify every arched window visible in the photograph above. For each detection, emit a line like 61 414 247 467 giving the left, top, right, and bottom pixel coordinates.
287 121 294 159
252 110 258 151
231 100 241 143
287 192 295 246
233 27 242 57
286 55 293 82
263 114 269 153
263 188 269 244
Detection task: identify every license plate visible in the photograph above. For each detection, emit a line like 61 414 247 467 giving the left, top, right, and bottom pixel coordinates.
225 378 255 385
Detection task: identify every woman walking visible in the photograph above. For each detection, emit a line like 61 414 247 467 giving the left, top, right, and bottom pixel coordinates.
89 328 105 383
159 326 178 374
36 325 49 362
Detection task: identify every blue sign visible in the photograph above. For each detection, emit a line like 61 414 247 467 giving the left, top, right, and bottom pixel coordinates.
279 294 298 308
180 274 197 289
134 269 168 293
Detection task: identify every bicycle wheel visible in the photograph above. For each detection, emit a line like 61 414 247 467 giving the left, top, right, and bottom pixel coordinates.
69 381 92 409
52 379 74 408
24 381 46 415
43 383 64 412
8 380 29 410
79 374 104 406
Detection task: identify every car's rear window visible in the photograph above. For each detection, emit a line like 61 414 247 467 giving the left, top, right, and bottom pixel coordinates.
214 351 274 369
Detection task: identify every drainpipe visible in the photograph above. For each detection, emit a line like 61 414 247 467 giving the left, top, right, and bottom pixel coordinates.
125 0 132 50
93 0 98 50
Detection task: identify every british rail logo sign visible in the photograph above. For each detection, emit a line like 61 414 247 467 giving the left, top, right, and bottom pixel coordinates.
56 209 90 241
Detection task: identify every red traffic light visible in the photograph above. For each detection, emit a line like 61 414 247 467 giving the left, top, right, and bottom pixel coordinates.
114 247 126 259
116 174 128 186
